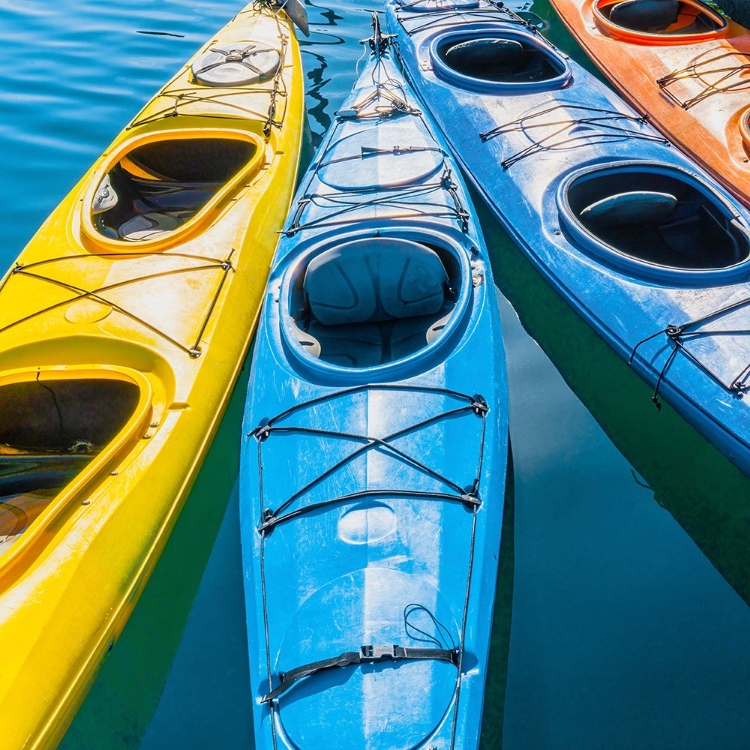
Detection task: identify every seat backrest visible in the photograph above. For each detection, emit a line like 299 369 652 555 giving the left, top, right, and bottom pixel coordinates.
580 190 678 229
304 238 448 326
610 0 679 31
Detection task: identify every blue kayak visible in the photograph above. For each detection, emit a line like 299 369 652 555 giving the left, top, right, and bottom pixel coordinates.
387 0 750 476
239 17 509 749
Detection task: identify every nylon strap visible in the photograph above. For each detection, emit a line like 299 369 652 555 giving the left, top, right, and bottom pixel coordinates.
260 644 459 703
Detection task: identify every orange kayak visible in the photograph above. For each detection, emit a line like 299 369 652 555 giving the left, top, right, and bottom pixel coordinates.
549 0 750 207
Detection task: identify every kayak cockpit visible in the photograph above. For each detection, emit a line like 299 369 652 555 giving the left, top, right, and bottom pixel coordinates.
429 26 572 92
395 0 479 10
593 0 727 42
83 131 263 250
558 162 750 281
0 367 151 556
286 237 461 370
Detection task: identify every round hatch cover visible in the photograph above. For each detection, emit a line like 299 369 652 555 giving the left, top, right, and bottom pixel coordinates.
273 568 458 749
317 125 445 191
191 42 281 87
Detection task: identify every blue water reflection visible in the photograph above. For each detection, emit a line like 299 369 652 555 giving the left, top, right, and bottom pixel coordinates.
1 1 749 748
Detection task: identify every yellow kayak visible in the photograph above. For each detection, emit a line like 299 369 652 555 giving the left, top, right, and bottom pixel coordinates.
0 3 303 745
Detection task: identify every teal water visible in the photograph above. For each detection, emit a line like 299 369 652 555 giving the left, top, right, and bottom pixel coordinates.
2 1 750 748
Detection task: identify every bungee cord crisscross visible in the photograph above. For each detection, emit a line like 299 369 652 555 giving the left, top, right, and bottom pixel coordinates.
251 383 488 532
283 27 470 235
283 168 469 235
0 250 236 359
657 49 750 110
252 383 489 748
129 6 289 137
480 103 668 167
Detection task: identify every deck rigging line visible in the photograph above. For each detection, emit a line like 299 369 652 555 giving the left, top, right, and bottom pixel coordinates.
283 34 470 235
252 383 488 747
128 16 289 137
480 103 668 167
630 294 750 407
283 168 469 235
251 384 488 529
0 250 235 358
395 0 540 37
335 83 422 120
657 50 750 110
287 27 469 234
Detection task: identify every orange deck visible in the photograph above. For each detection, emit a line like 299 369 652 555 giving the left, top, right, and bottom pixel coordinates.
549 0 750 207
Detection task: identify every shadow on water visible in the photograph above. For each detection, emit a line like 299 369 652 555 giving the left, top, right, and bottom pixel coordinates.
299 5 347 146
480 442 516 749
474 192 750 610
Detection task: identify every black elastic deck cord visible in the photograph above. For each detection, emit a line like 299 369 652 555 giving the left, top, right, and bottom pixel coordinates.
260 644 460 703
480 104 667 167
630 291 750 401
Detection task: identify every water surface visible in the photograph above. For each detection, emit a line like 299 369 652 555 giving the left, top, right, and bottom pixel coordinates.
1 1 749 748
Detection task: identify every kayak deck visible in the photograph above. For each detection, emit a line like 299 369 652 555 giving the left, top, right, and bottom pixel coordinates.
548 0 750 207
386 0 750 474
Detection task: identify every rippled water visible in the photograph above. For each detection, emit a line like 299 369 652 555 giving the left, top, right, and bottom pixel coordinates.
2 1 750 748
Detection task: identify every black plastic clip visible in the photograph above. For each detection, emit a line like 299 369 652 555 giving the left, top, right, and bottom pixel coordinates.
360 644 397 661
665 324 683 340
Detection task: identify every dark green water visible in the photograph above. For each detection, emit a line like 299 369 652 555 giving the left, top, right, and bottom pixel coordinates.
1 1 749 747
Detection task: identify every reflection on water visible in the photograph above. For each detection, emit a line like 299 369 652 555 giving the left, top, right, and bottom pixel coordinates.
1 0 748 748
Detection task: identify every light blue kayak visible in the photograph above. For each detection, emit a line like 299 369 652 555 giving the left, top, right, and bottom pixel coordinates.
387 0 750 476
239 16 509 749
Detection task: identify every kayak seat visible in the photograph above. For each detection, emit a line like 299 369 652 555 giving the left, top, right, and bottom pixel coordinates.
118 211 183 241
91 137 256 242
580 190 678 228
305 322 385 368
566 166 750 269
609 0 679 31
297 238 453 366
299 309 455 367
304 239 448 326
93 166 213 241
